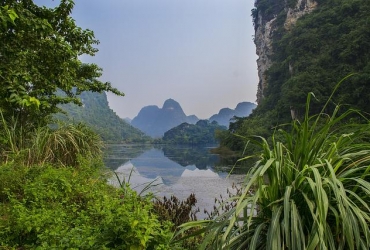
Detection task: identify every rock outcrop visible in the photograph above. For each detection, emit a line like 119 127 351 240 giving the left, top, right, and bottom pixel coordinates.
254 0 317 103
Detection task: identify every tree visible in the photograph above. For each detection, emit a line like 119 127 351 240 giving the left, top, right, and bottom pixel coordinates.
0 4 17 27
224 0 370 153
0 0 124 129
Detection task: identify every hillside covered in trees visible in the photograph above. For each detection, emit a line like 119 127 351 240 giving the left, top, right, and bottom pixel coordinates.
162 120 226 145
219 0 370 151
56 91 151 143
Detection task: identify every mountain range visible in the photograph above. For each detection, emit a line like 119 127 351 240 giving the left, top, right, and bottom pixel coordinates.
58 93 256 141
131 99 198 138
130 99 256 138
208 102 256 127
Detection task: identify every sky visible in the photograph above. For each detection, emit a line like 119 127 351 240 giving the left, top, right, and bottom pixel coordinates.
35 0 258 119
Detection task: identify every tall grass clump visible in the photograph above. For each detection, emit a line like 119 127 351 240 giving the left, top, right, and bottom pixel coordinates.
177 80 370 249
0 113 103 167
30 123 104 167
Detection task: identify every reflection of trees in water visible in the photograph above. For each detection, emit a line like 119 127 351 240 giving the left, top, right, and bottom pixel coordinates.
103 144 152 170
104 143 249 174
162 145 219 170
212 155 255 175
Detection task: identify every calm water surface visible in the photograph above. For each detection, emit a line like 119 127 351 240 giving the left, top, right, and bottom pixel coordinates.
104 144 246 218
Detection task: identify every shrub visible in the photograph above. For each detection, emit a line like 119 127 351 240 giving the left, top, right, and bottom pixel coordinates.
0 163 173 249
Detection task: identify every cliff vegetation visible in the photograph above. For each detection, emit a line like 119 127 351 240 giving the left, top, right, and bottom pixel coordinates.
220 0 370 152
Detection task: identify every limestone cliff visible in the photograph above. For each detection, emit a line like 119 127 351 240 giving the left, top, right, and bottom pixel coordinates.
254 0 317 103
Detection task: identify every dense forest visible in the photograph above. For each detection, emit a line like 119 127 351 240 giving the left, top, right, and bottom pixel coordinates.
162 120 226 145
219 0 370 152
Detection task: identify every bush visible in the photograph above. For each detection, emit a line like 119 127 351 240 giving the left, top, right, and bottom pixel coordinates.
0 163 173 249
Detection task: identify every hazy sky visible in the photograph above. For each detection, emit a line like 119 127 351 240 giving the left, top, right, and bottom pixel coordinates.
35 0 258 119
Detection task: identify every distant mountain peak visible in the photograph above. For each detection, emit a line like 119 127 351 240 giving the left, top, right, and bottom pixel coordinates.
162 98 182 111
131 99 198 138
209 102 256 127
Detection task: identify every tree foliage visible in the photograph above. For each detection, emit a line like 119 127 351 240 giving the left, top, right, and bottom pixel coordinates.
0 4 17 27
261 0 370 120
0 0 124 130
224 0 370 152
162 120 226 145
0 2 175 249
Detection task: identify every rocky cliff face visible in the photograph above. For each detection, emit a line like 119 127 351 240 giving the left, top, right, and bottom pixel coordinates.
254 0 317 103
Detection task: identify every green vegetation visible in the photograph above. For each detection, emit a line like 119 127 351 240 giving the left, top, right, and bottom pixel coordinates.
0 0 123 133
217 1 370 238
223 0 370 153
178 93 370 249
56 91 152 143
3 0 370 249
0 2 174 249
253 0 285 22
0 163 172 249
183 0 370 248
0 118 103 167
163 120 226 145
0 114 174 248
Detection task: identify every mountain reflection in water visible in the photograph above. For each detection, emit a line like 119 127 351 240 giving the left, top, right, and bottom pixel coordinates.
105 144 246 217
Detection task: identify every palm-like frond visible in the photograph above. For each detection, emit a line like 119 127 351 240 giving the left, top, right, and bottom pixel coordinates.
176 78 370 249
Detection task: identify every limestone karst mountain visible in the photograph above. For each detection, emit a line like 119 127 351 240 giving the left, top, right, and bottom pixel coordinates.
220 0 370 152
131 99 199 138
208 102 256 127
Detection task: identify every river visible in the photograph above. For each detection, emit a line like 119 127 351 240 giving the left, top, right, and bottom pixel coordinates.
104 144 247 219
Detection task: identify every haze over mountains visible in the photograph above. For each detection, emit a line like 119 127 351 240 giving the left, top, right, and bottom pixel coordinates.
131 99 198 138
58 93 256 141
56 92 150 143
130 99 256 138
209 102 256 127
